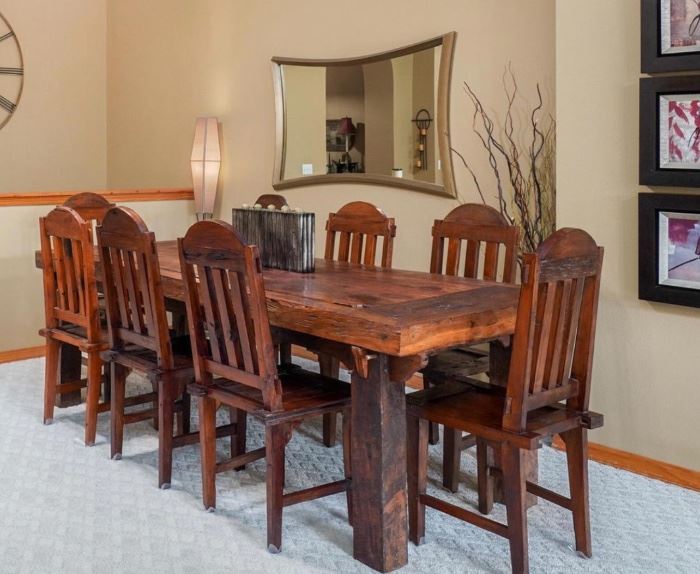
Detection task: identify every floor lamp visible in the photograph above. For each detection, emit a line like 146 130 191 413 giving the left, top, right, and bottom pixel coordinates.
191 117 221 220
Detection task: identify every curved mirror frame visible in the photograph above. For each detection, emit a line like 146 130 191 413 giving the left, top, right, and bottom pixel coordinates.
272 32 456 198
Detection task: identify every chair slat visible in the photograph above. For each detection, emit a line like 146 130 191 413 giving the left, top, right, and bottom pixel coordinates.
464 240 481 278
529 281 557 395
109 247 131 329
228 270 257 373
364 235 378 266
199 265 225 364
136 251 156 337
350 232 364 264
483 242 500 281
445 238 461 276
63 239 78 313
337 231 351 262
123 250 144 334
542 280 569 391
211 268 240 369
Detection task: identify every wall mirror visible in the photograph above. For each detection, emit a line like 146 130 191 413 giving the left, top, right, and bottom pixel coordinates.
272 32 456 198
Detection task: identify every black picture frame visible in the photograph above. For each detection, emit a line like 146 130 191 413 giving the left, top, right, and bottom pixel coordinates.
639 75 700 187
641 0 700 73
639 192 700 308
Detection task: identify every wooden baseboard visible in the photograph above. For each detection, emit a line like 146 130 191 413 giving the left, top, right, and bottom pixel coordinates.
0 345 45 364
551 436 700 492
0 188 194 207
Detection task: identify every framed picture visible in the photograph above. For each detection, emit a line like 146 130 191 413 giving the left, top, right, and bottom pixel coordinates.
639 192 700 307
642 0 700 72
639 76 700 187
326 119 345 152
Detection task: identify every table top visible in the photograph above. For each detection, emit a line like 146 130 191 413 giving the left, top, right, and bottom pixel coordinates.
154 241 519 357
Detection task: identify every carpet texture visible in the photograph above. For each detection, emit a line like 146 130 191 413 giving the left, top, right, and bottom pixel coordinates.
0 358 698 574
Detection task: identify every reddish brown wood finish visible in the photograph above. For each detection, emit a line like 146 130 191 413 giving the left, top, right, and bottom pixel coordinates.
255 194 288 210
97 206 217 488
39 206 106 445
38 238 519 572
179 220 352 553
422 203 519 489
407 228 604 574
63 192 116 226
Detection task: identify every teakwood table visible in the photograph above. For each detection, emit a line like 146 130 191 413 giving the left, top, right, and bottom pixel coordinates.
40 241 520 573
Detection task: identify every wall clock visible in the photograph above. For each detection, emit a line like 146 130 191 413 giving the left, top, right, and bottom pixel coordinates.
0 12 23 130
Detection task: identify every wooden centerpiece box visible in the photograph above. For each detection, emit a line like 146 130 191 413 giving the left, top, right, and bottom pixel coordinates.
232 206 315 273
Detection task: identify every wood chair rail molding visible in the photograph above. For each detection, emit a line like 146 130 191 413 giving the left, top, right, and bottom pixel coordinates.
0 188 194 207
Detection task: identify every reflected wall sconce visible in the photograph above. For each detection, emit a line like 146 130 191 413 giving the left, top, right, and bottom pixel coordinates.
191 117 221 220
412 108 432 171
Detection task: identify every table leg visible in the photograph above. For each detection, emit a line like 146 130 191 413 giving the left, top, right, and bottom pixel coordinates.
351 353 408 573
56 342 82 408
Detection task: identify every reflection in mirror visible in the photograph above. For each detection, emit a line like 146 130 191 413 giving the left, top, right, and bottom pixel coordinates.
272 32 456 197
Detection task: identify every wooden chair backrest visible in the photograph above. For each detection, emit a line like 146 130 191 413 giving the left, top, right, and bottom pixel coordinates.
324 201 396 268
503 228 604 432
96 207 173 369
255 194 288 209
63 192 115 225
179 220 282 411
430 203 519 283
39 206 101 341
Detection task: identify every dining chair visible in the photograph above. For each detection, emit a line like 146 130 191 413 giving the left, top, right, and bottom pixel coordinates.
422 203 519 491
97 207 240 488
407 228 604 574
320 200 396 446
39 206 107 445
63 192 115 226
180 219 352 553
255 193 288 210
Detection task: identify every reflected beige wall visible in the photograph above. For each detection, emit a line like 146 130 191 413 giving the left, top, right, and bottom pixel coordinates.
558 1 700 470
363 61 394 175
393 55 414 175
412 49 436 182
283 66 326 178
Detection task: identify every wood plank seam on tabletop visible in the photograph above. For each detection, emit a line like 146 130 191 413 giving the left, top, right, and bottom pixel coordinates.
0 188 193 207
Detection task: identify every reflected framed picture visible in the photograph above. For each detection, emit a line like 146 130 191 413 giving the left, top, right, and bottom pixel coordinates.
640 76 700 186
639 192 700 307
326 119 345 152
642 0 700 72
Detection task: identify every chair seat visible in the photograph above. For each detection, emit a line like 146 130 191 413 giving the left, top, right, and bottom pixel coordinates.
407 381 589 450
192 364 351 424
422 346 490 383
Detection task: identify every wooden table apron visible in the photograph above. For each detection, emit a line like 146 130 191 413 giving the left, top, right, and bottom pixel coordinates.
38 241 519 573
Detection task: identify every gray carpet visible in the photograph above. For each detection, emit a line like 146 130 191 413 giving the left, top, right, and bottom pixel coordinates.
0 358 698 574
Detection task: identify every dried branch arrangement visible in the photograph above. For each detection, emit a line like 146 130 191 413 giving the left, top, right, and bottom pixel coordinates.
452 66 556 254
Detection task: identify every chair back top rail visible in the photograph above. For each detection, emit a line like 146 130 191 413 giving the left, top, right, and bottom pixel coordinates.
254 194 288 209
96 206 174 369
430 203 519 283
324 201 396 268
179 220 282 410
503 227 604 432
39 206 101 340
63 192 116 226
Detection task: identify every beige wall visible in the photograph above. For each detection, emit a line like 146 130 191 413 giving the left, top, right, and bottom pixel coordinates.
557 2 700 470
0 0 107 192
106 0 555 273
0 1 108 351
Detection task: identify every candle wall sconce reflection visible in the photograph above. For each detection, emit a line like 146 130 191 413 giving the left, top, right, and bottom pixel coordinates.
413 108 432 171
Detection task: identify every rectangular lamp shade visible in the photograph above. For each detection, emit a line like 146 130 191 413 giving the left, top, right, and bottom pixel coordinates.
191 117 221 218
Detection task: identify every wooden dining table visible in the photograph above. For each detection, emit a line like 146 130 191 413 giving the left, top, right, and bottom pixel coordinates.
38 240 520 573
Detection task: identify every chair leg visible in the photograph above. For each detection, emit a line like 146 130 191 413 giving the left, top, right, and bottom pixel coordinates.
477 437 494 515
502 444 529 574
342 409 353 525
231 407 247 470
84 352 102 446
442 426 461 492
278 343 292 365
177 389 191 436
265 423 286 554
198 395 218 511
158 378 175 489
423 375 440 445
562 428 592 557
407 415 428 546
319 353 340 447
110 363 127 460
42 339 60 424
